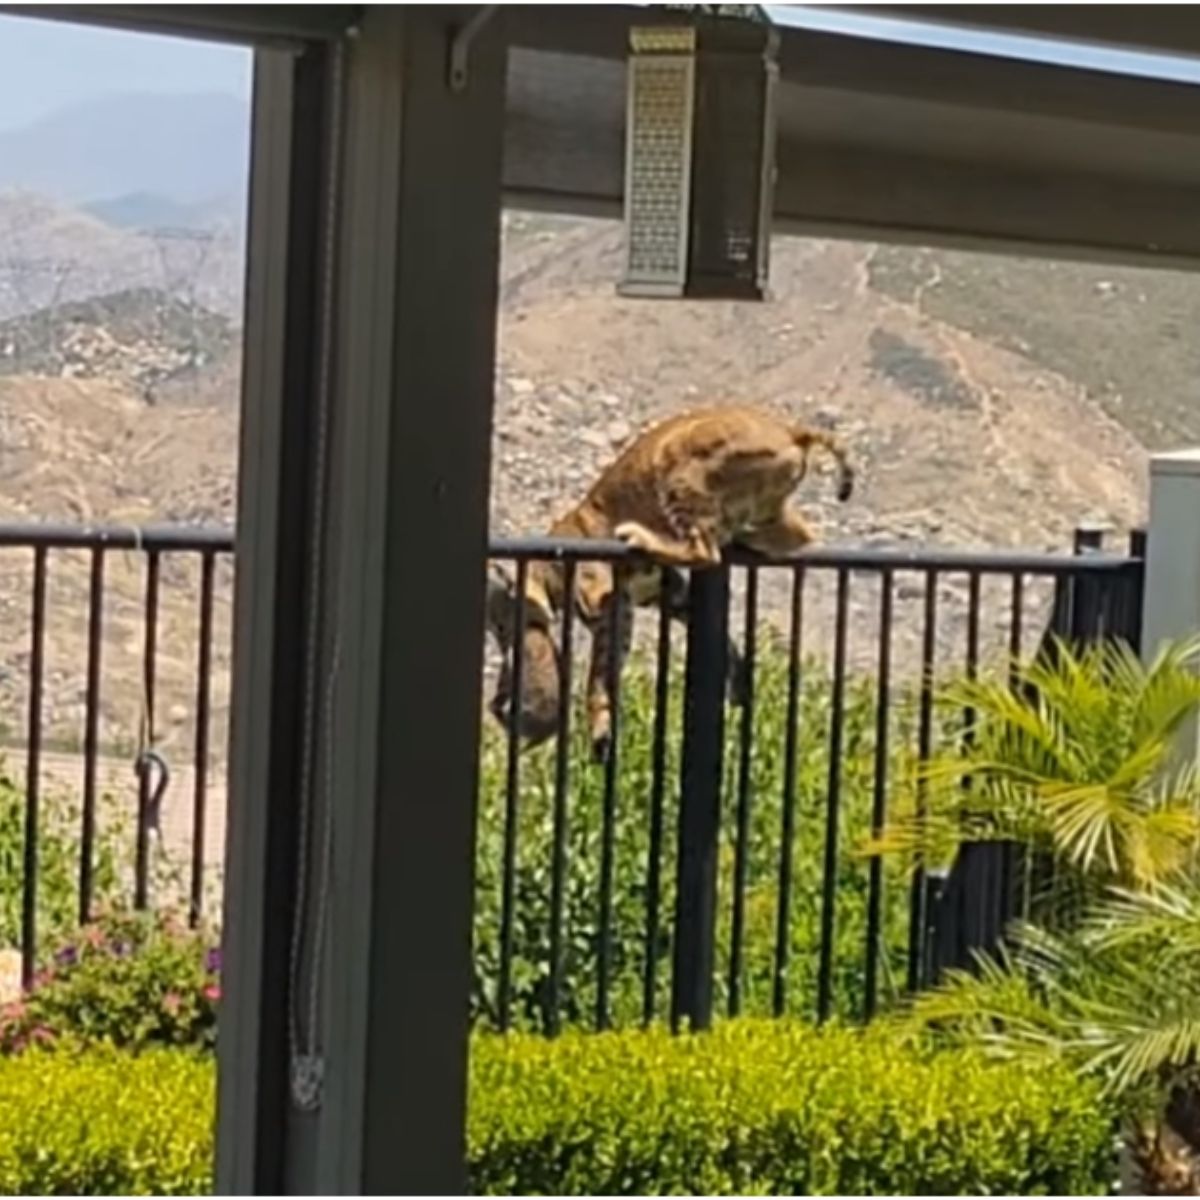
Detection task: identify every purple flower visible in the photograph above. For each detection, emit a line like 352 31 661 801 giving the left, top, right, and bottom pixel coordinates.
110 940 131 958
54 945 77 967
204 947 221 974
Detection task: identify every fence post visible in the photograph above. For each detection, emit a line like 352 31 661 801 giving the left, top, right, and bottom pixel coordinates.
1069 523 1107 641
1143 449 1200 767
1033 524 1109 673
1122 528 1148 653
671 563 730 1033
923 839 1021 987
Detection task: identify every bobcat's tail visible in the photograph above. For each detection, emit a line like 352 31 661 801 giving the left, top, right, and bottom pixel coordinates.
793 425 855 502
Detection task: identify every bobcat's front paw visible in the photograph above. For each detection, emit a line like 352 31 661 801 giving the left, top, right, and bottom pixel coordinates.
614 521 652 552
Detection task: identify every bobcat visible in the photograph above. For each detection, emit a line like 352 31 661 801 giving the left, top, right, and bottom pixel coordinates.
486 557 749 750
490 404 855 760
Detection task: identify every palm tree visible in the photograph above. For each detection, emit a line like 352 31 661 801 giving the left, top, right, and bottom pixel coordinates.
869 635 1200 1194
905 883 1200 1193
866 635 1200 897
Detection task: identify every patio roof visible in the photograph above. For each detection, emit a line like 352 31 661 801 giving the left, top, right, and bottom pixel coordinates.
15 3 1200 265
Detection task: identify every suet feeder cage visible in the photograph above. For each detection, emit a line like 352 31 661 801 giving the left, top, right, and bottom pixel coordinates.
619 14 779 300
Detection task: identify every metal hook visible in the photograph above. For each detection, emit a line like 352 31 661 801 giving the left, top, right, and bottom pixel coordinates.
448 5 499 92
134 748 171 838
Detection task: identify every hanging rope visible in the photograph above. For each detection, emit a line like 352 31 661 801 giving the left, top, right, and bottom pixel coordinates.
123 524 171 850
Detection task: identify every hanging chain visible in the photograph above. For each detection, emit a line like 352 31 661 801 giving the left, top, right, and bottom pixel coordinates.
287 37 347 1113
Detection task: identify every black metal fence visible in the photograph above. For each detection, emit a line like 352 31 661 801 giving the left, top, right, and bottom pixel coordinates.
0 522 1145 1029
0 523 233 989
480 528 1146 1033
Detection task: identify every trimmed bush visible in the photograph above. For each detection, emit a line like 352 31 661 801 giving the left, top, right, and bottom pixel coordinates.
0 1020 1110 1194
468 1020 1116 1196
0 1046 213 1195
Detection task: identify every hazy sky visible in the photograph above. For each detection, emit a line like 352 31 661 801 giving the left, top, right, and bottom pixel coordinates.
1 4 1198 138
0 12 250 131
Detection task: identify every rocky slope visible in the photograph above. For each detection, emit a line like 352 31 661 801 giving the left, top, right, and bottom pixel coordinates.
0 205 1171 758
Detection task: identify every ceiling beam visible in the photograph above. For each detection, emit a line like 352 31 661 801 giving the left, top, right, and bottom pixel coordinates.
853 5 1200 61
0 4 359 47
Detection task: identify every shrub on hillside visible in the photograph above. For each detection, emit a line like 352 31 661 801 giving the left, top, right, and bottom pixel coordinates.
0 907 219 1054
0 1020 1115 1195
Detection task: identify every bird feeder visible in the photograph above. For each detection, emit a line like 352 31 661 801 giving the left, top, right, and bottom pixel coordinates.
619 15 779 300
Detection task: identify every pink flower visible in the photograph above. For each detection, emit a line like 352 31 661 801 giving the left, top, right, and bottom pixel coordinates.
162 991 182 1015
82 925 106 948
202 984 221 1003
30 1025 53 1044
1 1001 26 1022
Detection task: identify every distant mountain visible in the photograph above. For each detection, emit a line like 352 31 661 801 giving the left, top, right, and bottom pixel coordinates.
0 191 245 320
84 190 242 233
0 91 249 207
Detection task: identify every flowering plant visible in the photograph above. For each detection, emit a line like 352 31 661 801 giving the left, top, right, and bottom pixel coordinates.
0 906 220 1054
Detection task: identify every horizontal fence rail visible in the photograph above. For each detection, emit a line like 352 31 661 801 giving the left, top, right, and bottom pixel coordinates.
0 522 1145 1031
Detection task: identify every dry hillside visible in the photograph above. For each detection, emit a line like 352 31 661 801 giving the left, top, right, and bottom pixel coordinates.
0 203 1178 764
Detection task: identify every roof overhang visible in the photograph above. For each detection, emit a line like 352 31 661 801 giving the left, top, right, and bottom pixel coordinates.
9 4 1200 269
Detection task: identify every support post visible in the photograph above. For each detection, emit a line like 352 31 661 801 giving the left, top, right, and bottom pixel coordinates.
671 564 730 1032
217 40 334 1195
1142 448 1200 765
217 8 506 1194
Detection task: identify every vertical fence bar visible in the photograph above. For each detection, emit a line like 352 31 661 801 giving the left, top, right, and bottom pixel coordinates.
596 575 625 1032
134 550 160 911
906 569 938 992
671 564 730 1033
496 559 529 1031
817 568 850 1023
965 572 981 684
21 553 47 944
773 566 804 1017
642 574 674 1025
863 568 892 1020
727 566 759 1017
963 570 981 756
78 547 105 925
1008 572 1024 687
21 546 48 991
546 560 576 1035
1126 528 1148 653
190 551 216 927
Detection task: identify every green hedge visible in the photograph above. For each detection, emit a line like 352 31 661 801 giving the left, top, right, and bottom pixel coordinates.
469 1021 1116 1196
0 1047 213 1195
0 1021 1114 1195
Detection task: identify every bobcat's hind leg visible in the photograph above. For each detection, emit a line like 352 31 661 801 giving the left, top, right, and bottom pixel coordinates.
586 585 634 764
